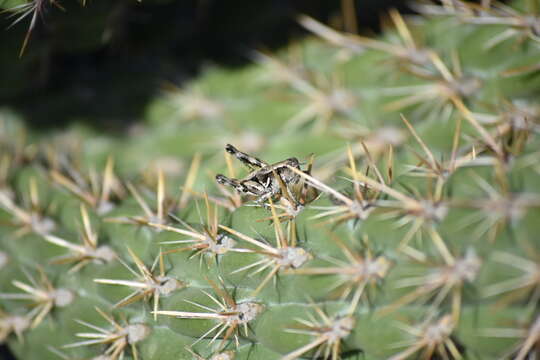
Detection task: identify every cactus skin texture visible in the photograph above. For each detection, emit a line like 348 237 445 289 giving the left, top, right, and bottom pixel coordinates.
2 0 540 359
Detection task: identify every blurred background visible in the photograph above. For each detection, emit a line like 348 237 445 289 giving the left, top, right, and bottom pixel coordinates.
0 0 408 131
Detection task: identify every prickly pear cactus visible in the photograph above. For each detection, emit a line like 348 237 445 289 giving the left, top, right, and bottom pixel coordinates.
1 1 540 359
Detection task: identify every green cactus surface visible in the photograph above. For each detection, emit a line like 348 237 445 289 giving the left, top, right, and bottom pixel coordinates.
1 1 540 359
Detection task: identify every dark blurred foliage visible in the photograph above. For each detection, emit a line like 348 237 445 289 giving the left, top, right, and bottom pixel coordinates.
0 344 16 360
0 0 410 132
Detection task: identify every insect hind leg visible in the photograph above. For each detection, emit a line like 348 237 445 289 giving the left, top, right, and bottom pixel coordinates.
225 144 266 169
216 174 254 195
216 174 242 189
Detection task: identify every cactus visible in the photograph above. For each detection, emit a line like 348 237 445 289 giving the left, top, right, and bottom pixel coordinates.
1 0 540 359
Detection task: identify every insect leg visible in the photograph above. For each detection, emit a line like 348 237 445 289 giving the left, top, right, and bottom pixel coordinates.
216 175 265 197
253 186 279 205
225 144 267 169
216 174 248 193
